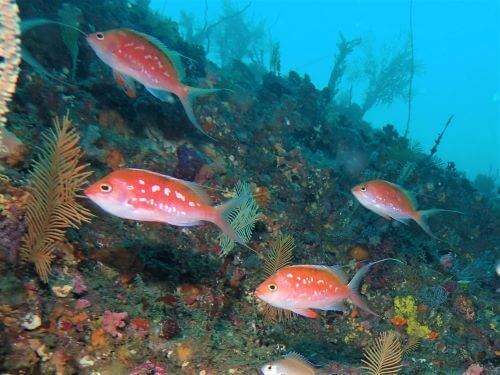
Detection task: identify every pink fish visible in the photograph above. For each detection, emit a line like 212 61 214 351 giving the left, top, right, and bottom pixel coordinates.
84 168 246 243
351 179 461 238
255 259 399 318
86 29 220 138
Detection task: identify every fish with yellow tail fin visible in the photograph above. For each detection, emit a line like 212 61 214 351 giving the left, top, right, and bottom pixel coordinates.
261 352 316 375
351 179 462 239
255 259 401 318
86 29 221 139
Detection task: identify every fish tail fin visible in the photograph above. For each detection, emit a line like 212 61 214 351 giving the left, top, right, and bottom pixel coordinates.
179 86 224 140
414 209 463 239
212 195 249 245
348 258 403 316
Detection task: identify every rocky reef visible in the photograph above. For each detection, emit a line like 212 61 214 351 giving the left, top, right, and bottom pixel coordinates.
0 0 498 374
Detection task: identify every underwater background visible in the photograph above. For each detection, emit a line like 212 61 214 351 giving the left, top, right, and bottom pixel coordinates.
0 0 498 374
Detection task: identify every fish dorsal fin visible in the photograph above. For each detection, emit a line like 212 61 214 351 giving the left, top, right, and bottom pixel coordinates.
312 265 349 284
386 181 418 209
127 29 186 81
169 177 213 206
284 352 317 368
127 168 212 205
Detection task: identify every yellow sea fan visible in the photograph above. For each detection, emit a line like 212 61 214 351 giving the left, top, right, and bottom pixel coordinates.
263 234 294 277
20 114 92 282
360 331 403 375
261 234 295 322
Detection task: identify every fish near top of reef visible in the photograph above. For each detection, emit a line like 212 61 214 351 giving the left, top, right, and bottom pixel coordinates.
351 179 461 239
84 168 247 243
255 259 400 318
261 352 316 375
86 29 220 138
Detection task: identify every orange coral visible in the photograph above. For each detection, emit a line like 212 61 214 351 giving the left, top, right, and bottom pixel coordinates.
350 245 369 261
428 331 440 341
90 327 108 348
253 186 271 210
98 110 131 137
390 315 408 327
105 148 125 170
177 342 194 362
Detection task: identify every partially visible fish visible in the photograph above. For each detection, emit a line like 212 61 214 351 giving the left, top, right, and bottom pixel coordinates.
352 179 461 239
86 29 220 138
261 352 316 375
84 168 247 243
255 259 399 318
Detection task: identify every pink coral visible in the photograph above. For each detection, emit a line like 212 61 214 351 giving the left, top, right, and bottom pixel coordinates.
129 360 167 375
75 299 90 309
463 364 484 375
72 274 88 294
102 311 128 339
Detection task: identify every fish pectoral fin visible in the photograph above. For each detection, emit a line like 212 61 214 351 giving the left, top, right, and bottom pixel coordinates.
113 70 136 98
290 308 318 318
321 301 346 312
145 86 175 103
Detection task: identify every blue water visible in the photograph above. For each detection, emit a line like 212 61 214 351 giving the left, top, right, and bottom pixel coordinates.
153 0 499 181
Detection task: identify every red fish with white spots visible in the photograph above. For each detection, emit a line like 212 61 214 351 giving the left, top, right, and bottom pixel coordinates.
351 179 461 238
255 259 399 318
86 29 220 138
84 168 246 243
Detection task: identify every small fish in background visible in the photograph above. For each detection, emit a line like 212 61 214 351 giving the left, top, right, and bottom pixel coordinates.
84 168 248 244
351 179 462 239
261 352 316 375
255 259 400 318
86 29 221 138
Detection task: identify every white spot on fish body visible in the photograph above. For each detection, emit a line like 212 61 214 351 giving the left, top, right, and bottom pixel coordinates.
188 201 195 207
139 180 145 185
302 279 307 285
295 283 300 288
286 273 293 278
139 198 147 202
145 55 152 59
164 188 171 196
175 192 186 201
159 203 163 209
152 185 160 192
150 199 154 205
124 42 134 47
141 189 146 193
172 207 176 212
317 280 324 285
131 198 138 202
181 211 186 216
127 185 134 190
134 45 145 50
334 287 339 292
297 276 301 281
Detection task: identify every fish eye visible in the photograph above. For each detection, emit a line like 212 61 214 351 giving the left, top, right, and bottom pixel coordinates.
96 32 104 40
267 365 272 370
268 283 277 292
360 186 367 192
100 183 112 192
